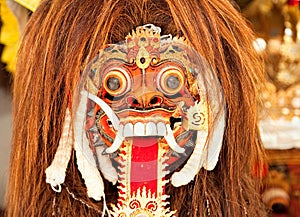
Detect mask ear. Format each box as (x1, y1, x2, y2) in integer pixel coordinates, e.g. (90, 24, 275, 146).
(171, 56, 226, 187)
(73, 90, 118, 200)
(171, 105, 225, 187)
(45, 100, 106, 200)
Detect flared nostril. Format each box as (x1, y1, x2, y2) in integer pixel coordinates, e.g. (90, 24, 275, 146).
(126, 94, 164, 108)
(126, 96, 140, 107)
(149, 96, 163, 107)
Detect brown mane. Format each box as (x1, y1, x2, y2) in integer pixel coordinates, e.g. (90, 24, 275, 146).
(7, 0, 267, 216)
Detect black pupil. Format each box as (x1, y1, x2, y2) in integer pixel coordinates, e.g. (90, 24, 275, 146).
(166, 75, 180, 89)
(107, 77, 120, 91)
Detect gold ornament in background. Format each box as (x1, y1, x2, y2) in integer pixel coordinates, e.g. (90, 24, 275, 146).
(260, 82, 300, 120)
(243, 1, 300, 152)
(244, 0, 300, 121)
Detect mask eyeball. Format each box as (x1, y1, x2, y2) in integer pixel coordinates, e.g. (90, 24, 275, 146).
(103, 70, 130, 96)
(159, 69, 184, 95)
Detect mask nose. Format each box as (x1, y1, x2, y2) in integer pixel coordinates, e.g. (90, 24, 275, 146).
(126, 91, 164, 108)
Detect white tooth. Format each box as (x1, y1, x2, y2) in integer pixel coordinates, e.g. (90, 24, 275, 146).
(157, 122, 166, 136)
(123, 123, 134, 137)
(134, 122, 145, 136)
(86, 91, 120, 131)
(146, 122, 157, 136)
(164, 124, 185, 153)
(105, 125, 124, 153)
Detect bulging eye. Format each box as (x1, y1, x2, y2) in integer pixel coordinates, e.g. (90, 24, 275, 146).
(166, 75, 180, 89)
(103, 70, 130, 96)
(107, 77, 120, 91)
(159, 69, 184, 95)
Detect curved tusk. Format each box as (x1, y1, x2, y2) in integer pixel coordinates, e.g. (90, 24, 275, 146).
(85, 91, 120, 131)
(45, 108, 73, 191)
(164, 124, 185, 153)
(105, 124, 124, 154)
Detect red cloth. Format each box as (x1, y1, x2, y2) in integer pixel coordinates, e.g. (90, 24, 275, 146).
(287, 0, 299, 6)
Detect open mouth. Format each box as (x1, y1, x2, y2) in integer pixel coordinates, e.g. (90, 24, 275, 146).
(93, 104, 188, 155)
(83, 91, 199, 167)
(80, 89, 224, 190)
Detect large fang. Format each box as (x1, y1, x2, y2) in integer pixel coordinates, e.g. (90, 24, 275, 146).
(164, 124, 185, 153)
(85, 91, 120, 131)
(105, 124, 124, 154)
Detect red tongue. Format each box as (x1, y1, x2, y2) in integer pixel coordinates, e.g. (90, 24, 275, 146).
(130, 137, 158, 194)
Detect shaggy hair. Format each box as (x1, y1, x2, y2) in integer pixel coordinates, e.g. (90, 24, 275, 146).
(7, 0, 268, 216)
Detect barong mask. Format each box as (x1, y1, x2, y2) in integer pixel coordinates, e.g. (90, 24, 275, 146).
(46, 25, 225, 216)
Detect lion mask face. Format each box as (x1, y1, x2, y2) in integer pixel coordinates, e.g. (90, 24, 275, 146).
(47, 24, 225, 216)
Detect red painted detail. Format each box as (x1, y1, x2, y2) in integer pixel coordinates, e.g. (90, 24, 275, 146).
(130, 137, 158, 194)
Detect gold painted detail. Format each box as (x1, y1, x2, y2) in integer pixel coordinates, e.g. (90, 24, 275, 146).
(110, 187, 176, 217)
(126, 26, 161, 49)
(183, 98, 209, 131)
(125, 26, 161, 69)
(110, 140, 176, 217)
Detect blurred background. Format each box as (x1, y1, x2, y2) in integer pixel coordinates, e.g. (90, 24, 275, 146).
(0, 0, 300, 216)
